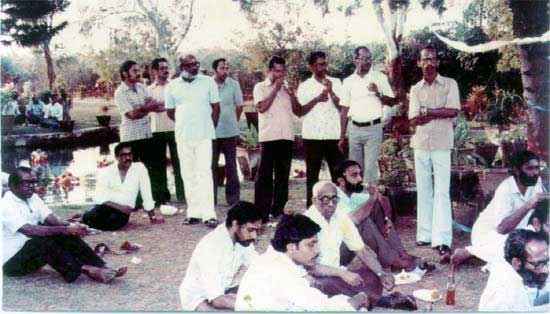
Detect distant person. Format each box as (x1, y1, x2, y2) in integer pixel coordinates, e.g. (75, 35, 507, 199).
(253, 55, 301, 223)
(81, 143, 164, 231)
(211, 58, 244, 207)
(1, 167, 126, 283)
(41, 93, 63, 129)
(297, 51, 344, 207)
(26, 96, 45, 125)
(478, 229, 548, 311)
(1, 92, 21, 122)
(235, 214, 371, 311)
(146, 57, 185, 205)
(179, 201, 262, 311)
(59, 89, 72, 121)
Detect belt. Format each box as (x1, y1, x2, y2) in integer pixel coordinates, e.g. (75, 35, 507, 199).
(352, 118, 381, 127)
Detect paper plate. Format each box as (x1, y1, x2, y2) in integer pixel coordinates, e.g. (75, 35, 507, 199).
(413, 289, 442, 302)
(394, 270, 421, 285)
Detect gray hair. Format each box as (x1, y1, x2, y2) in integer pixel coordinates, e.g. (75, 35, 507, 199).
(312, 180, 337, 198)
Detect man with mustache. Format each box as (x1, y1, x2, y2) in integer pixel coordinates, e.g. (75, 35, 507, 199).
(236, 214, 371, 311)
(409, 45, 460, 258)
(166, 54, 221, 227)
(179, 201, 262, 311)
(479, 229, 548, 311)
(452, 150, 550, 268)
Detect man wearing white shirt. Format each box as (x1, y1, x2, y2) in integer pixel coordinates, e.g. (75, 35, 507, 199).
(452, 150, 550, 267)
(146, 57, 185, 205)
(41, 94, 63, 129)
(81, 143, 164, 231)
(166, 54, 220, 227)
(179, 201, 262, 311)
(303, 181, 417, 311)
(297, 51, 344, 207)
(236, 214, 370, 311)
(479, 229, 548, 311)
(2, 167, 126, 283)
(340, 46, 398, 183)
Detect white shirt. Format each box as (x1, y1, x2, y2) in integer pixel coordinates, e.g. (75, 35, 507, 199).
(2, 100, 20, 116)
(179, 224, 258, 310)
(48, 102, 63, 121)
(1, 191, 52, 264)
(479, 261, 548, 311)
(235, 246, 355, 311)
(342, 71, 395, 122)
(165, 74, 220, 141)
(303, 205, 364, 268)
(146, 81, 175, 133)
(93, 162, 155, 212)
(297, 76, 343, 140)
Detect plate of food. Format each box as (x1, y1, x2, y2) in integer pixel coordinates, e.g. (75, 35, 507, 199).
(413, 289, 442, 302)
(394, 270, 421, 285)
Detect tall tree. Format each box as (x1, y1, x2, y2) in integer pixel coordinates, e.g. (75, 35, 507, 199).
(1, 0, 70, 91)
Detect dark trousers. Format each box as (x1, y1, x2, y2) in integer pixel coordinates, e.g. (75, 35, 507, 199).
(125, 138, 154, 209)
(212, 136, 240, 206)
(3, 235, 105, 283)
(313, 266, 383, 305)
(304, 139, 344, 207)
(151, 131, 185, 204)
(40, 118, 60, 129)
(254, 140, 293, 222)
(82, 204, 130, 231)
(14, 114, 26, 125)
(27, 114, 41, 125)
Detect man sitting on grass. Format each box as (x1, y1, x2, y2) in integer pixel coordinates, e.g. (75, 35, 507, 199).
(81, 142, 164, 231)
(179, 201, 262, 311)
(2, 167, 126, 284)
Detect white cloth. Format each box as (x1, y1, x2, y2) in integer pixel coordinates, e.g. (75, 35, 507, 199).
(146, 81, 175, 133)
(43, 103, 51, 119)
(48, 102, 63, 121)
(179, 224, 258, 310)
(93, 162, 155, 211)
(297, 76, 343, 140)
(303, 205, 364, 268)
(341, 71, 395, 122)
(235, 246, 355, 311)
(176, 139, 216, 220)
(467, 176, 544, 263)
(479, 261, 548, 311)
(1, 191, 52, 264)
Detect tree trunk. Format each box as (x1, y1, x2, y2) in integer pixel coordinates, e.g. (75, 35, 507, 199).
(42, 40, 55, 91)
(509, 0, 549, 163)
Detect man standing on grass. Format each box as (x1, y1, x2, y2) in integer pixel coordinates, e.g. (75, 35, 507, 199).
(211, 58, 244, 207)
(166, 54, 220, 227)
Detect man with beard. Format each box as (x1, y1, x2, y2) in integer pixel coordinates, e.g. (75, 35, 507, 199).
(179, 201, 262, 311)
(479, 229, 549, 311)
(333, 160, 432, 273)
(81, 143, 164, 230)
(211, 58, 244, 207)
(408, 45, 460, 258)
(166, 54, 220, 227)
(297, 51, 344, 207)
(452, 150, 550, 268)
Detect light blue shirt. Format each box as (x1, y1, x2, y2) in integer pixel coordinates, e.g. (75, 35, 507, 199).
(165, 74, 220, 141)
(215, 77, 244, 138)
(336, 187, 370, 215)
(27, 101, 45, 116)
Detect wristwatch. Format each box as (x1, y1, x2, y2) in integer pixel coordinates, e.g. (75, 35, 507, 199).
(384, 216, 391, 222)
(420, 106, 428, 116)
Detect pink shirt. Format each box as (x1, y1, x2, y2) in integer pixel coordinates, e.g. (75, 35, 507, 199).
(253, 79, 295, 142)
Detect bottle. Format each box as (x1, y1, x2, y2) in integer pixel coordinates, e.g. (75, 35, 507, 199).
(446, 266, 456, 305)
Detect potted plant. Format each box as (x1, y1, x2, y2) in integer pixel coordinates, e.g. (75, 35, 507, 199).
(451, 114, 481, 202)
(243, 102, 258, 131)
(237, 125, 260, 180)
(96, 104, 111, 127)
(463, 85, 489, 125)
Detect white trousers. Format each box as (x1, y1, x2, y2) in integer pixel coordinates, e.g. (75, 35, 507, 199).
(176, 139, 216, 220)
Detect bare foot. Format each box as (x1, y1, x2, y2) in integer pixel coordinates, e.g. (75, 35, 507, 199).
(82, 265, 117, 283)
(450, 248, 473, 269)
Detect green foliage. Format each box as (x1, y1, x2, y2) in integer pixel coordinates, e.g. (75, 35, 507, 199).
(453, 114, 470, 150)
(498, 124, 527, 143)
(240, 125, 259, 149)
(486, 89, 524, 128)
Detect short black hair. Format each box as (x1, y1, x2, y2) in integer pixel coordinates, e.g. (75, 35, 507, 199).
(119, 60, 137, 80)
(114, 142, 132, 157)
(212, 58, 227, 71)
(419, 45, 438, 60)
(11, 92, 18, 100)
(353, 46, 369, 59)
(308, 51, 326, 66)
(509, 150, 539, 173)
(151, 57, 168, 70)
(268, 55, 286, 70)
(504, 229, 547, 264)
(8, 167, 33, 188)
(271, 214, 320, 252)
(529, 200, 549, 227)
(333, 160, 361, 183)
(225, 201, 263, 227)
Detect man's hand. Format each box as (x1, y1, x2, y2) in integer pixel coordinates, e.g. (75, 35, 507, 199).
(340, 270, 364, 287)
(382, 219, 393, 239)
(304, 275, 318, 287)
(380, 273, 395, 291)
(412, 115, 433, 126)
(283, 83, 296, 98)
(316, 91, 329, 103)
(274, 77, 285, 91)
(338, 138, 346, 153)
(366, 182, 380, 201)
(322, 79, 333, 93)
(527, 193, 550, 209)
(368, 83, 379, 94)
(348, 291, 370, 311)
(66, 223, 88, 236)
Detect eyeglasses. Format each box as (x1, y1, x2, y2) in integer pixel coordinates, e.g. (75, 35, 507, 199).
(421, 57, 437, 63)
(355, 56, 372, 63)
(181, 61, 200, 67)
(317, 195, 339, 205)
(526, 259, 549, 271)
(20, 179, 38, 187)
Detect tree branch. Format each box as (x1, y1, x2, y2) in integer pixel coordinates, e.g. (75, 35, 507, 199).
(174, 0, 195, 51)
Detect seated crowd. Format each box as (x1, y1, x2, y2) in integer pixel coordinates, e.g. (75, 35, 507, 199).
(1, 91, 71, 129)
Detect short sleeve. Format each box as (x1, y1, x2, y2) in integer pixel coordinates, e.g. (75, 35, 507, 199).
(252, 83, 265, 105)
(233, 81, 244, 107)
(209, 78, 221, 104)
(32, 195, 52, 223)
(378, 73, 395, 97)
(340, 78, 351, 108)
(408, 85, 420, 119)
(115, 88, 133, 115)
(1, 203, 28, 234)
(296, 82, 311, 106)
(341, 215, 365, 251)
(491, 182, 515, 222)
(331, 78, 344, 99)
(165, 84, 176, 110)
(446, 79, 461, 110)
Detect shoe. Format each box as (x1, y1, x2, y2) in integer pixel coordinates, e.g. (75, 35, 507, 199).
(204, 218, 218, 228)
(434, 245, 452, 256)
(418, 261, 436, 273)
(182, 217, 201, 225)
(389, 292, 417, 311)
(415, 241, 431, 246)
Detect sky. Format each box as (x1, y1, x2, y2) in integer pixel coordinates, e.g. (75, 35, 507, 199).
(1, 0, 471, 57)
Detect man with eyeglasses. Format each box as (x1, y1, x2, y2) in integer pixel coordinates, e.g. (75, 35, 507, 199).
(340, 46, 398, 184)
(166, 54, 221, 227)
(302, 180, 417, 311)
(408, 45, 460, 258)
(479, 229, 548, 311)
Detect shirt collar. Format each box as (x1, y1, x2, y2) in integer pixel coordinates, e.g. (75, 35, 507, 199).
(420, 74, 443, 87)
(5, 191, 30, 205)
